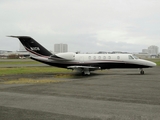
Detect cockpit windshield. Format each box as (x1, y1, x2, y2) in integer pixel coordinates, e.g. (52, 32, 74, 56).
(128, 55, 134, 59)
(128, 55, 139, 60)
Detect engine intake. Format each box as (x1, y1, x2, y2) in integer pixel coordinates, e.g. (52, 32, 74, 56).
(49, 52, 75, 61)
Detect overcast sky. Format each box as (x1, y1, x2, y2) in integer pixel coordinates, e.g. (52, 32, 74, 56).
(0, 0, 160, 53)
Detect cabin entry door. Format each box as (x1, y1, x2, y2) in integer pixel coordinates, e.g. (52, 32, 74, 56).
(79, 56, 84, 63)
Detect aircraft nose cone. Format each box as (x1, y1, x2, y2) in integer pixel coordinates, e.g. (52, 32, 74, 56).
(139, 59, 157, 67)
(147, 61, 156, 67)
(151, 62, 157, 67)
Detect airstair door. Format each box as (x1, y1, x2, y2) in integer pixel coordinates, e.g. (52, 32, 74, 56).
(79, 56, 84, 63)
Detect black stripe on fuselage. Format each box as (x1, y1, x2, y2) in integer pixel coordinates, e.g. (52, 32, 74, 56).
(31, 57, 150, 69)
(25, 47, 49, 58)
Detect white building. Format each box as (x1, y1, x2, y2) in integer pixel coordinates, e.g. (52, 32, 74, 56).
(148, 45, 159, 56)
(54, 44, 68, 53)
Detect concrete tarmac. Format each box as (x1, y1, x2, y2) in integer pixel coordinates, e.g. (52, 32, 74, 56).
(0, 67, 160, 120)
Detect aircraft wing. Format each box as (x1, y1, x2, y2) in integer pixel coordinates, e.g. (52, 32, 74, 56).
(67, 66, 101, 71)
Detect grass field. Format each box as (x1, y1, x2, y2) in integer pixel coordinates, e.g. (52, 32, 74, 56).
(0, 59, 71, 76)
(0, 67, 70, 76)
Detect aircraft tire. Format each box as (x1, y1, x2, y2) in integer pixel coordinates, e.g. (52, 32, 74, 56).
(140, 70, 144, 75)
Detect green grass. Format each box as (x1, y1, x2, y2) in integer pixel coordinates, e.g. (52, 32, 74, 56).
(2, 78, 66, 84)
(0, 67, 70, 76)
(0, 59, 70, 76)
(0, 60, 41, 65)
(155, 61, 160, 66)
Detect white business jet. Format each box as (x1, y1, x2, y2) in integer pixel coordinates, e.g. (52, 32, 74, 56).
(9, 36, 156, 75)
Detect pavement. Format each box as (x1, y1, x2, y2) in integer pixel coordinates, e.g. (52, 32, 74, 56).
(0, 67, 160, 120)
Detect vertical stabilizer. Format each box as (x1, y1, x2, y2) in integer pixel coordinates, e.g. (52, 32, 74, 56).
(9, 36, 52, 57)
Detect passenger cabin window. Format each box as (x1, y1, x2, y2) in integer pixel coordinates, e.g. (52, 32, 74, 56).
(117, 56, 120, 59)
(129, 55, 134, 60)
(108, 56, 111, 59)
(98, 56, 101, 59)
(93, 56, 96, 60)
(103, 56, 106, 60)
(88, 56, 91, 60)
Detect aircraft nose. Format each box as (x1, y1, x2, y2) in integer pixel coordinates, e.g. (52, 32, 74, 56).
(139, 59, 157, 67)
(151, 62, 156, 67)
(148, 61, 156, 67)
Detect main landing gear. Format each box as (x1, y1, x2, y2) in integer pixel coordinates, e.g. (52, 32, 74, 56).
(82, 68, 90, 75)
(140, 68, 144, 75)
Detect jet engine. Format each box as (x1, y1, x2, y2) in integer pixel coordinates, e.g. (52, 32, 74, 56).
(49, 52, 75, 61)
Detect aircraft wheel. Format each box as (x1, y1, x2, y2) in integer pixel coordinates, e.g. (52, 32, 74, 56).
(140, 70, 144, 75)
(81, 71, 85, 75)
(84, 71, 91, 75)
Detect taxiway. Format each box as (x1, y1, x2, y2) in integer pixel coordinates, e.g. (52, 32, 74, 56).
(0, 67, 160, 120)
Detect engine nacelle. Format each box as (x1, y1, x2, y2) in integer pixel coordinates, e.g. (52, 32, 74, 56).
(50, 52, 75, 61)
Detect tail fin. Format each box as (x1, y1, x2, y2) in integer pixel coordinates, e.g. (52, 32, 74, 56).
(9, 36, 52, 57)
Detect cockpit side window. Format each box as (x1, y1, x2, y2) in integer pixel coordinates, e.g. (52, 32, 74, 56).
(133, 55, 139, 59)
(128, 55, 134, 60)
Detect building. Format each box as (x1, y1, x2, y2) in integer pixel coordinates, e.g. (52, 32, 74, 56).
(148, 45, 159, 56)
(134, 53, 150, 59)
(142, 49, 148, 54)
(0, 50, 29, 59)
(141, 45, 159, 58)
(54, 44, 68, 53)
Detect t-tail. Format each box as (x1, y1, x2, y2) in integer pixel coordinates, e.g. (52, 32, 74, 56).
(9, 36, 52, 57)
